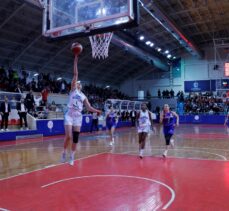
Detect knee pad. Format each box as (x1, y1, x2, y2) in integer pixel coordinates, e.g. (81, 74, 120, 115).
(73, 131, 80, 143)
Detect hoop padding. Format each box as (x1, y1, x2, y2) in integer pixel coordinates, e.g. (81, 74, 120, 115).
(89, 32, 113, 59)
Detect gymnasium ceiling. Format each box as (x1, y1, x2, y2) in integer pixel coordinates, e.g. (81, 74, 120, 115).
(0, 0, 229, 86)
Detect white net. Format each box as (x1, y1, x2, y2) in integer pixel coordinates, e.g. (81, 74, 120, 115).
(89, 32, 113, 59)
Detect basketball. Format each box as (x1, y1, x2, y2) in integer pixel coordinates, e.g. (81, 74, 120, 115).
(71, 43, 83, 55)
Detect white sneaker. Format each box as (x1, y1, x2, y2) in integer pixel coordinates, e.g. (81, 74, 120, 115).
(5, 128, 9, 131)
(109, 142, 113, 146)
(20, 127, 23, 130)
(170, 139, 175, 148)
(0, 129, 4, 132)
(26, 127, 29, 130)
(69, 155, 74, 166)
(163, 150, 168, 158)
(60, 152, 66, 163)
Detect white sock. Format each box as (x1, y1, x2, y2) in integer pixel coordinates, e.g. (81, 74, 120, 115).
(164, 150, 168, 155)
(71, 151, 75, 158)
(63, 149, 67, 154)
(140, 149, 144, 156)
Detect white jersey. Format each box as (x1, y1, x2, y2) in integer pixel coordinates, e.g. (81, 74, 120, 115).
(67, 89, 86, 113)
(138, 110, 151, 127)
(138, 110, 151, 133)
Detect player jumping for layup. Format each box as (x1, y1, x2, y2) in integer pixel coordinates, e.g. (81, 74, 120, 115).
(160, 104, 179, 158)
(61, 43, 101, 166)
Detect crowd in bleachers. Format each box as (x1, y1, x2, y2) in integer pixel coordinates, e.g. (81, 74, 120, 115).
(83, 84, 129, 111)
(0, 66, 69, 94)
(184, 92, 227, 114)
(0, 66, 130, 117)
(157, 89, 184, 101)
(1, 67, 228, 119)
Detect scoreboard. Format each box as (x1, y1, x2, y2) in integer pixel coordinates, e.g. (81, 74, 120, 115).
(225, 63, 229, 77)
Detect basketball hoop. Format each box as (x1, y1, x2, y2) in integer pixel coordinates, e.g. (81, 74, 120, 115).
(89, 32, 113, 59)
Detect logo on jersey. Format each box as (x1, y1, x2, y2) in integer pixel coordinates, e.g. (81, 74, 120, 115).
(139, 116, 148, 124)
(72, 95, 83, 102)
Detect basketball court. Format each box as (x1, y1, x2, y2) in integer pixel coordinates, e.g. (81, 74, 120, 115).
(0, 0, 229, 210)
(1, 124, 229, 210)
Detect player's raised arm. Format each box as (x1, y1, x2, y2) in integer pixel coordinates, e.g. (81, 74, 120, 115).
(71, 43, 83, 91)
(71, 56, 78, 91)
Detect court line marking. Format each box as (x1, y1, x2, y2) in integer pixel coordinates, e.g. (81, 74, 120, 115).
(147, 147, 227, 161)
(41, 174, 175, 210)
(2, 145, 229, 152)
(112, 148, 227, 161)
(0, 208, 10, 211)
(0, 152, 107, 181)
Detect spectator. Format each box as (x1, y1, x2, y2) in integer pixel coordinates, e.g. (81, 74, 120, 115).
(11, 96, 17, 109)
(90, 112, 99, 132)
(34, 94, 42, 108)
(15, 84, 23, 93)
(17, 98, 29, 130)
(25, 89, 35, 113)
(130, 109, 137, 126)
(49, 101, 57, 111)
(0, 96, 11, 131)
(31, 78, 37, 91)
(170, 89, 174, 98)
(60, 80, 66, 94)
(125, 110, 130, 121)
(41, 87, 49, 105)
(158, 89, 161, 98)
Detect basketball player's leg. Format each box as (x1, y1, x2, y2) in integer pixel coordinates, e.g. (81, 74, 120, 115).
(138, 132, 142, 150)
(163, 134, 173, 157)
(139, 132, 147, 159)
(61, 124, 73, 162)
(111, 126, 115, 143)
(107, 123, 114, 146)
(68, 116, 82, 166)
(141, 132, 147, 149)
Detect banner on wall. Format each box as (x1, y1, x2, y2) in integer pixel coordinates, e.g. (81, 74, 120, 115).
(184, 80, 216, 92)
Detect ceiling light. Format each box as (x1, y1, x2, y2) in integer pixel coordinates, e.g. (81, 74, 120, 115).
(57, 77, 62, 81)
(33, 73, 39, 77)
(150, 43, 154, 47)
(173, 56, 176, 59)
(167, 54, 172, 58)
(165, 50, 169, 54)
(139, 36, 144, 40)
(157, 48, 162, 52)
(146, 41, 151, 45)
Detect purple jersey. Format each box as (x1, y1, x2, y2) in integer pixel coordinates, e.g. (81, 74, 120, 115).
(163, 112, 175, 135)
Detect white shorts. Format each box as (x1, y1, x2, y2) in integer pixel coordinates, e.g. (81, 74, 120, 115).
(138, 125, 151, 133)
(64, 109, 82, 127)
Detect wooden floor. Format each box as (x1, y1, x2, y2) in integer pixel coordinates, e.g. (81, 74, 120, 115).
(0, 124, 229, 210)
(1, 124, 229, 179)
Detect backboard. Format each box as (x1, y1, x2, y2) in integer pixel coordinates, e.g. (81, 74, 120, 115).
(42, 0, 139, 39)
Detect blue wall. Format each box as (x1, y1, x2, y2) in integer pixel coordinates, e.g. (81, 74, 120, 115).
(179, 115, 225, 124)
(0, 115, 132, 141)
